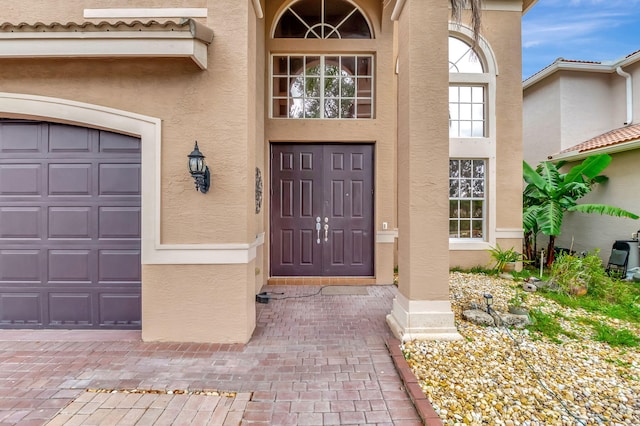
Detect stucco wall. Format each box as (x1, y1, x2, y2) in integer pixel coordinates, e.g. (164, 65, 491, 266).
(559, 72, 614, 150)
(142, 263, 255, 342)
(523, 75, 561, 165)
(524, 56, 640, 269)
(1, 1, 255, 245)
(552, 151, 640, 262)
(0, 0, 261, 342)
(396, 0, 450, 300)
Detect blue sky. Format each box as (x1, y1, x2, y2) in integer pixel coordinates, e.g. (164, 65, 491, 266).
(522, 0, 640, 80)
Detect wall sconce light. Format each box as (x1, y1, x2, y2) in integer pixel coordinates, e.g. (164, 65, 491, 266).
(187, 141, 210, 193)
(483, 293, 493, 313)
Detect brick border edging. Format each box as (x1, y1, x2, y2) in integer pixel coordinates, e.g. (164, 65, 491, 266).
(385, 338, 444, 426)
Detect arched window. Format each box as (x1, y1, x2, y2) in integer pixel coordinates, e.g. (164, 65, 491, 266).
(274, 0, 372, 39)
(448, 31, 496, 243)
(448, 36, 486, 138)
(449, 37, 483, 73)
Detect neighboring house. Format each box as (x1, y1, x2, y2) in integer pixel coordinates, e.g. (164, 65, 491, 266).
(523, 51, 640, 261)
(0, 0, 531, 343)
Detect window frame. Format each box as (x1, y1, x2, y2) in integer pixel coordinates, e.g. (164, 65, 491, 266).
(449, 158, 486, 240)
(270, 53, 375, 119)
(271, 0, 374, 40)
(448, 27, 498, 249)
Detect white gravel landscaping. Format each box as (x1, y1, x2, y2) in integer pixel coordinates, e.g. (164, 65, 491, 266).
(402, 272, 640, 425)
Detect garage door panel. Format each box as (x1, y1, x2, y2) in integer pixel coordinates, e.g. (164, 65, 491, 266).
(0, 293, 42, 325)
(99, 250, 141, 282)
(0, 207, 41, 239)
(48, 250, 91, 282)
(0, 122, 43, 153)
(0, 164, 41, 195)
(99, 207, 140, 239)
(99, 164, 140, 195)
(100, 133, 141, 153)
(0, 250, 41, 281)
(48, 207, 92, 239)
(48, 293, 92, 326)
(99, 293, 141, 326)
(0, 120, 140, 329)
(49, 125, 92, 153)
(49, 164, 92, 196)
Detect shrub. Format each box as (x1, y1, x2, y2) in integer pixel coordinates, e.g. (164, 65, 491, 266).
(550, 250, 610, 296)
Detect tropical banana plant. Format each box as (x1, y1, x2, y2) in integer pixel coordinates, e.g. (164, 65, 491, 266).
(523, 154, 639, 267)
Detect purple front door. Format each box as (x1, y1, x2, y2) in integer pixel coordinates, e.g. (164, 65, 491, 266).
(0, 119, 141, 329)
(270, 144, 374, 276)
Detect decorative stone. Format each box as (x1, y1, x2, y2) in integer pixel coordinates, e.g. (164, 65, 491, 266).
(462, 309, 495, 326)
(400, 271, 640, 425)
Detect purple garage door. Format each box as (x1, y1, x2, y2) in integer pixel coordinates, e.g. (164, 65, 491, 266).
(0, 120, 141, 329)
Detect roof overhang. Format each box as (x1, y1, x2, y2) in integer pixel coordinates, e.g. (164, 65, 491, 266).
(549, 139, 640, 162)
(392, 0, 537, 21)
(0, 19, 214, 69)
(524, 50, 640, 90)
(523, 0, 539, 14)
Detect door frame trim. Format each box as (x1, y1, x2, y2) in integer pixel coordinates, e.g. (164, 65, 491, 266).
(268, 142, 375, 278)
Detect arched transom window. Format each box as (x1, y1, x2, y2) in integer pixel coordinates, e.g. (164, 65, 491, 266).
(449, 37, 483, 73)
(274, 0, 372, 39)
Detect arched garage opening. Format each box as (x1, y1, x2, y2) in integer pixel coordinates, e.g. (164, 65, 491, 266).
(0, 93, 161, 329)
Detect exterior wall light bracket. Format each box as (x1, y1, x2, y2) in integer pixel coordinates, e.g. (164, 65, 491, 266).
(188, 141, 210, 193)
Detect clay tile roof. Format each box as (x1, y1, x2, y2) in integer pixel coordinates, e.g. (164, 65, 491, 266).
(524, 57, 604, 83)
(626, 48, 640, 59)
(559, 123, 640, 154)
(0, 19, 214, 44)
(0, 20, 187, 32)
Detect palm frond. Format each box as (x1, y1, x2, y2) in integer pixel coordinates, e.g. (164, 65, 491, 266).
(564, 154, 612, 183)
(523, 160, 551, 192)
(523, 205, 540, 233)
(568, 204, 640, 220)
(450, 0, 482, 43)
(538, 161, 560, 185)
(536, 199, 563, 236)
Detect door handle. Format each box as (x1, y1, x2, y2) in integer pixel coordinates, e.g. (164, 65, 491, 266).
(316, 217, 321, 244)
(323, 217, 329, 242)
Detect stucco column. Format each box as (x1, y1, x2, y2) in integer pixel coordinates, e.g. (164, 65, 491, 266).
(386, 0, 461, 341)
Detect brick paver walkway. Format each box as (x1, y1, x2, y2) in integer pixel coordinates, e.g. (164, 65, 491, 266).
(0, 285, 423, 425)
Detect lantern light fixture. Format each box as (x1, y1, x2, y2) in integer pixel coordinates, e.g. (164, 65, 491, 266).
(483, 293, 493, 313)
(187, 141, 210, 193)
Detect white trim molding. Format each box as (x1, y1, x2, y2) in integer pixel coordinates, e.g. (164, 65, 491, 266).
(391, 0, 406, 21)
(251, 0, 264, 19)
(495, 228, 525, 239)
(84, 8, 208, 19)
(0, 93, 264, 266)
(386, 292, 462, 342)
(376, 230, 398, 243)
(0, 20, 214, 70)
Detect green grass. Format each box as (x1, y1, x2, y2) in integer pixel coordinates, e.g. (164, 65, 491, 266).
(526, 309, 579, 343)
(449, 265, 640, 348)
(592, 323, 639, 347)
(576, 316, 640, 348)
(539, 287, 640, 324)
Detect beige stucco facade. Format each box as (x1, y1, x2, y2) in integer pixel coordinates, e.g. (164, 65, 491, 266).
(0, 0, 526, 343)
